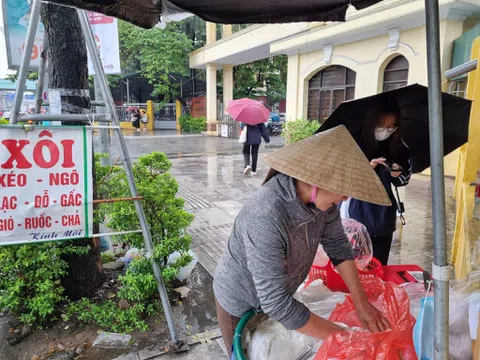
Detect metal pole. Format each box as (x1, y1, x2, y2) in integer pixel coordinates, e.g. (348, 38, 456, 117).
(94, 77, 111, 166)
(424, 1, 449, 359)
(35, 36, 47, 114)
(10, 0, 42, 124)
(445, 59, 478, 80)
(77, 9, 180, 344)
(126, 78, 130, 104)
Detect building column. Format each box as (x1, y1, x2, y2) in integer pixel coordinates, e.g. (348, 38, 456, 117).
(223, 65, 234, 107)
(222, 25, 233, 38)
(206, 63, 218, 135)
(286, 54, 300, 121)
(206, 22, 216, 45)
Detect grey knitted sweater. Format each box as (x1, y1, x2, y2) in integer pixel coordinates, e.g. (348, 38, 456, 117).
(213, 174, 354, 330)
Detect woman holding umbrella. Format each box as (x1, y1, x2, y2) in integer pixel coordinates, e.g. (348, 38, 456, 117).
(342, 101, 413, 265)
(227, 99, 271, 176)
(240, 122, 270, 176)
(214, 126, 391, 357)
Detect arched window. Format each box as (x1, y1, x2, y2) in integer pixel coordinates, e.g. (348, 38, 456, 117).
(307, 66, 356, 120)
(383, 56, 409, 92)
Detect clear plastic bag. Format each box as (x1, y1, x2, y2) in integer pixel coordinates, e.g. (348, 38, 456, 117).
(341, 219, 373, 271)
(313, 245, 329, 267)
(402, 280, 474, 360)
(245, 280, 346, 360)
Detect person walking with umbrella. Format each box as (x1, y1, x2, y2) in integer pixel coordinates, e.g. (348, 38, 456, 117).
(227, 99, 270, 176)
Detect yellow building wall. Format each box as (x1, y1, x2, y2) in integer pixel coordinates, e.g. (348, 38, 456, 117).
(285, 19, 465, 176)
(452, 38, 480, 279)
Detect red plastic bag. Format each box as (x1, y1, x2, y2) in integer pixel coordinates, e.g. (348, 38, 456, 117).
(315, 278, 417, 360)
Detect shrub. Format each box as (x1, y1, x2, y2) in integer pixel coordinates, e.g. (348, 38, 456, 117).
(65, 298, 152, 333)
(95, 152, 194, 285)
(281, 119, 321, 144)
(179, 115, 207, 133)
(0, 118, 9, 125)
(0, 243, 88, 327)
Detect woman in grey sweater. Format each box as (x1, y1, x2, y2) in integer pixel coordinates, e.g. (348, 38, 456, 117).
(213, 126, 392, 356)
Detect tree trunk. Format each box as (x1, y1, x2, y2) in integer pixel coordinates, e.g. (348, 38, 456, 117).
(41, 4, 103, 301)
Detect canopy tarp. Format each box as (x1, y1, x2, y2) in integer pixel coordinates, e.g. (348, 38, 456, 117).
(48, 0, 383, 28)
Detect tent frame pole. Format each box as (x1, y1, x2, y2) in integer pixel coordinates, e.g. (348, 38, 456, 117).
(9, 0, 42, 124)
(424, 1, 449, 359)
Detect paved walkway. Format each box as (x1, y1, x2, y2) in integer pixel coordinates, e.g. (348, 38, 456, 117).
(98, 132, 456, 276)
(170, 153, 455, 276)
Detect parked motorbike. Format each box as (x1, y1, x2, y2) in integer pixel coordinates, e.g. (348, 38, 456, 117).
(266, 121, 283, 135)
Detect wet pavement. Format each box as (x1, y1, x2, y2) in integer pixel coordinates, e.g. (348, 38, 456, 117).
(98, 131, 456, 359)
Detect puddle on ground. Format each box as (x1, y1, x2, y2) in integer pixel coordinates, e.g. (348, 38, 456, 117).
(177, 262, 218, 336)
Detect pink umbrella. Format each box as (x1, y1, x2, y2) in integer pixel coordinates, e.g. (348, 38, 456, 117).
(126, 106, 138, 111)
(226, 98, 270, 125)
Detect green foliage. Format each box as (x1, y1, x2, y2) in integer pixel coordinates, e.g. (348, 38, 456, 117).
(0, 118, 9, 125)
(96, 152, 194, 283)
(282, 119, 321, 144)
(230, 56, 288, 105)
(118, 21, 193, 99)
(65, 298, 151, 333)
(65, 257, 161, 333)
(100, 252, 116, 264)
(178, 115, 206, 133)
(6, 71, 39, 82)
(0, 243, 88, 327)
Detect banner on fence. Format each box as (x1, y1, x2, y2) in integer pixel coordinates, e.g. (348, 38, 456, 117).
(0, 127, 93, 246)
(2, 1, 121, 74)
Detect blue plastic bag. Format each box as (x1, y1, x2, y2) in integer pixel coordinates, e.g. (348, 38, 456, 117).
(413, 296, 434, 360)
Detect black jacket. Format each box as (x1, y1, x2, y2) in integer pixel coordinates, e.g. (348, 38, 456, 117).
(347, 136, 412, 237)
(241, 123, 270, 145)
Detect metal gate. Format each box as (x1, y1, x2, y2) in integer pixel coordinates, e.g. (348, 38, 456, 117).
(218, 113, 240, 138)
(154, 103, 177, 130)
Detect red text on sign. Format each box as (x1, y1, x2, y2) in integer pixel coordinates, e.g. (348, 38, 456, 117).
(61, 192, 82, 207)
(0, 218, 14, 231)
(62, 214, 81, 226)
(0, 196, 17, 210)
(25, 215, 53, 230)
(1, 131, 76, 170)
(0, 173, 27, 187)
(49, 171, 80, 186)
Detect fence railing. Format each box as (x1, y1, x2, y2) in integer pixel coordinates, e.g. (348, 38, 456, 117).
(109, 103, 147, 122)
(154, 103, 176, 122)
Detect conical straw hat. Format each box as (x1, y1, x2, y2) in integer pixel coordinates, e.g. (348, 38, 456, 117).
(264, 125, 391, 206)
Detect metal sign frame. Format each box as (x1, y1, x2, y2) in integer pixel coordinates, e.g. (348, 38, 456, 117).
(7, 0, 182, 347)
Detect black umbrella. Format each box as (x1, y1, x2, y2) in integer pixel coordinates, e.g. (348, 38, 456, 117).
(317, 84, 471, 173)
(47, 0, 383, 28)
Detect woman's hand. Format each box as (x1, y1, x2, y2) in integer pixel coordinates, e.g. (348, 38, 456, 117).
(370, 157, 386, 169)
(335, 260, 390, 333)
(355, 300, 390, 333)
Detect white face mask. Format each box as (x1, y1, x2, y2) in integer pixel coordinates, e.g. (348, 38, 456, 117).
(375, 127, 397, 141)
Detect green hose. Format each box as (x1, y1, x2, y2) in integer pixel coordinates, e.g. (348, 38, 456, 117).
(233, 309, 257, 360)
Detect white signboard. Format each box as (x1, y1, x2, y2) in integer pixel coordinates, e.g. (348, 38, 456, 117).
(2, 1, 121, 74)
(221, 124, 229, 138)
(86, 12, 121, 75)
(0, 127, 93, 245)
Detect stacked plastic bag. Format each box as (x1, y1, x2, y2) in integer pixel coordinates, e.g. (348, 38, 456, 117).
(403, 271, 480, 360)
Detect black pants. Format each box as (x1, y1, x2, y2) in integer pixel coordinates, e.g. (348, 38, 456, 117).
(243, 144, 260, 172)
(371, 234, 393, 265)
